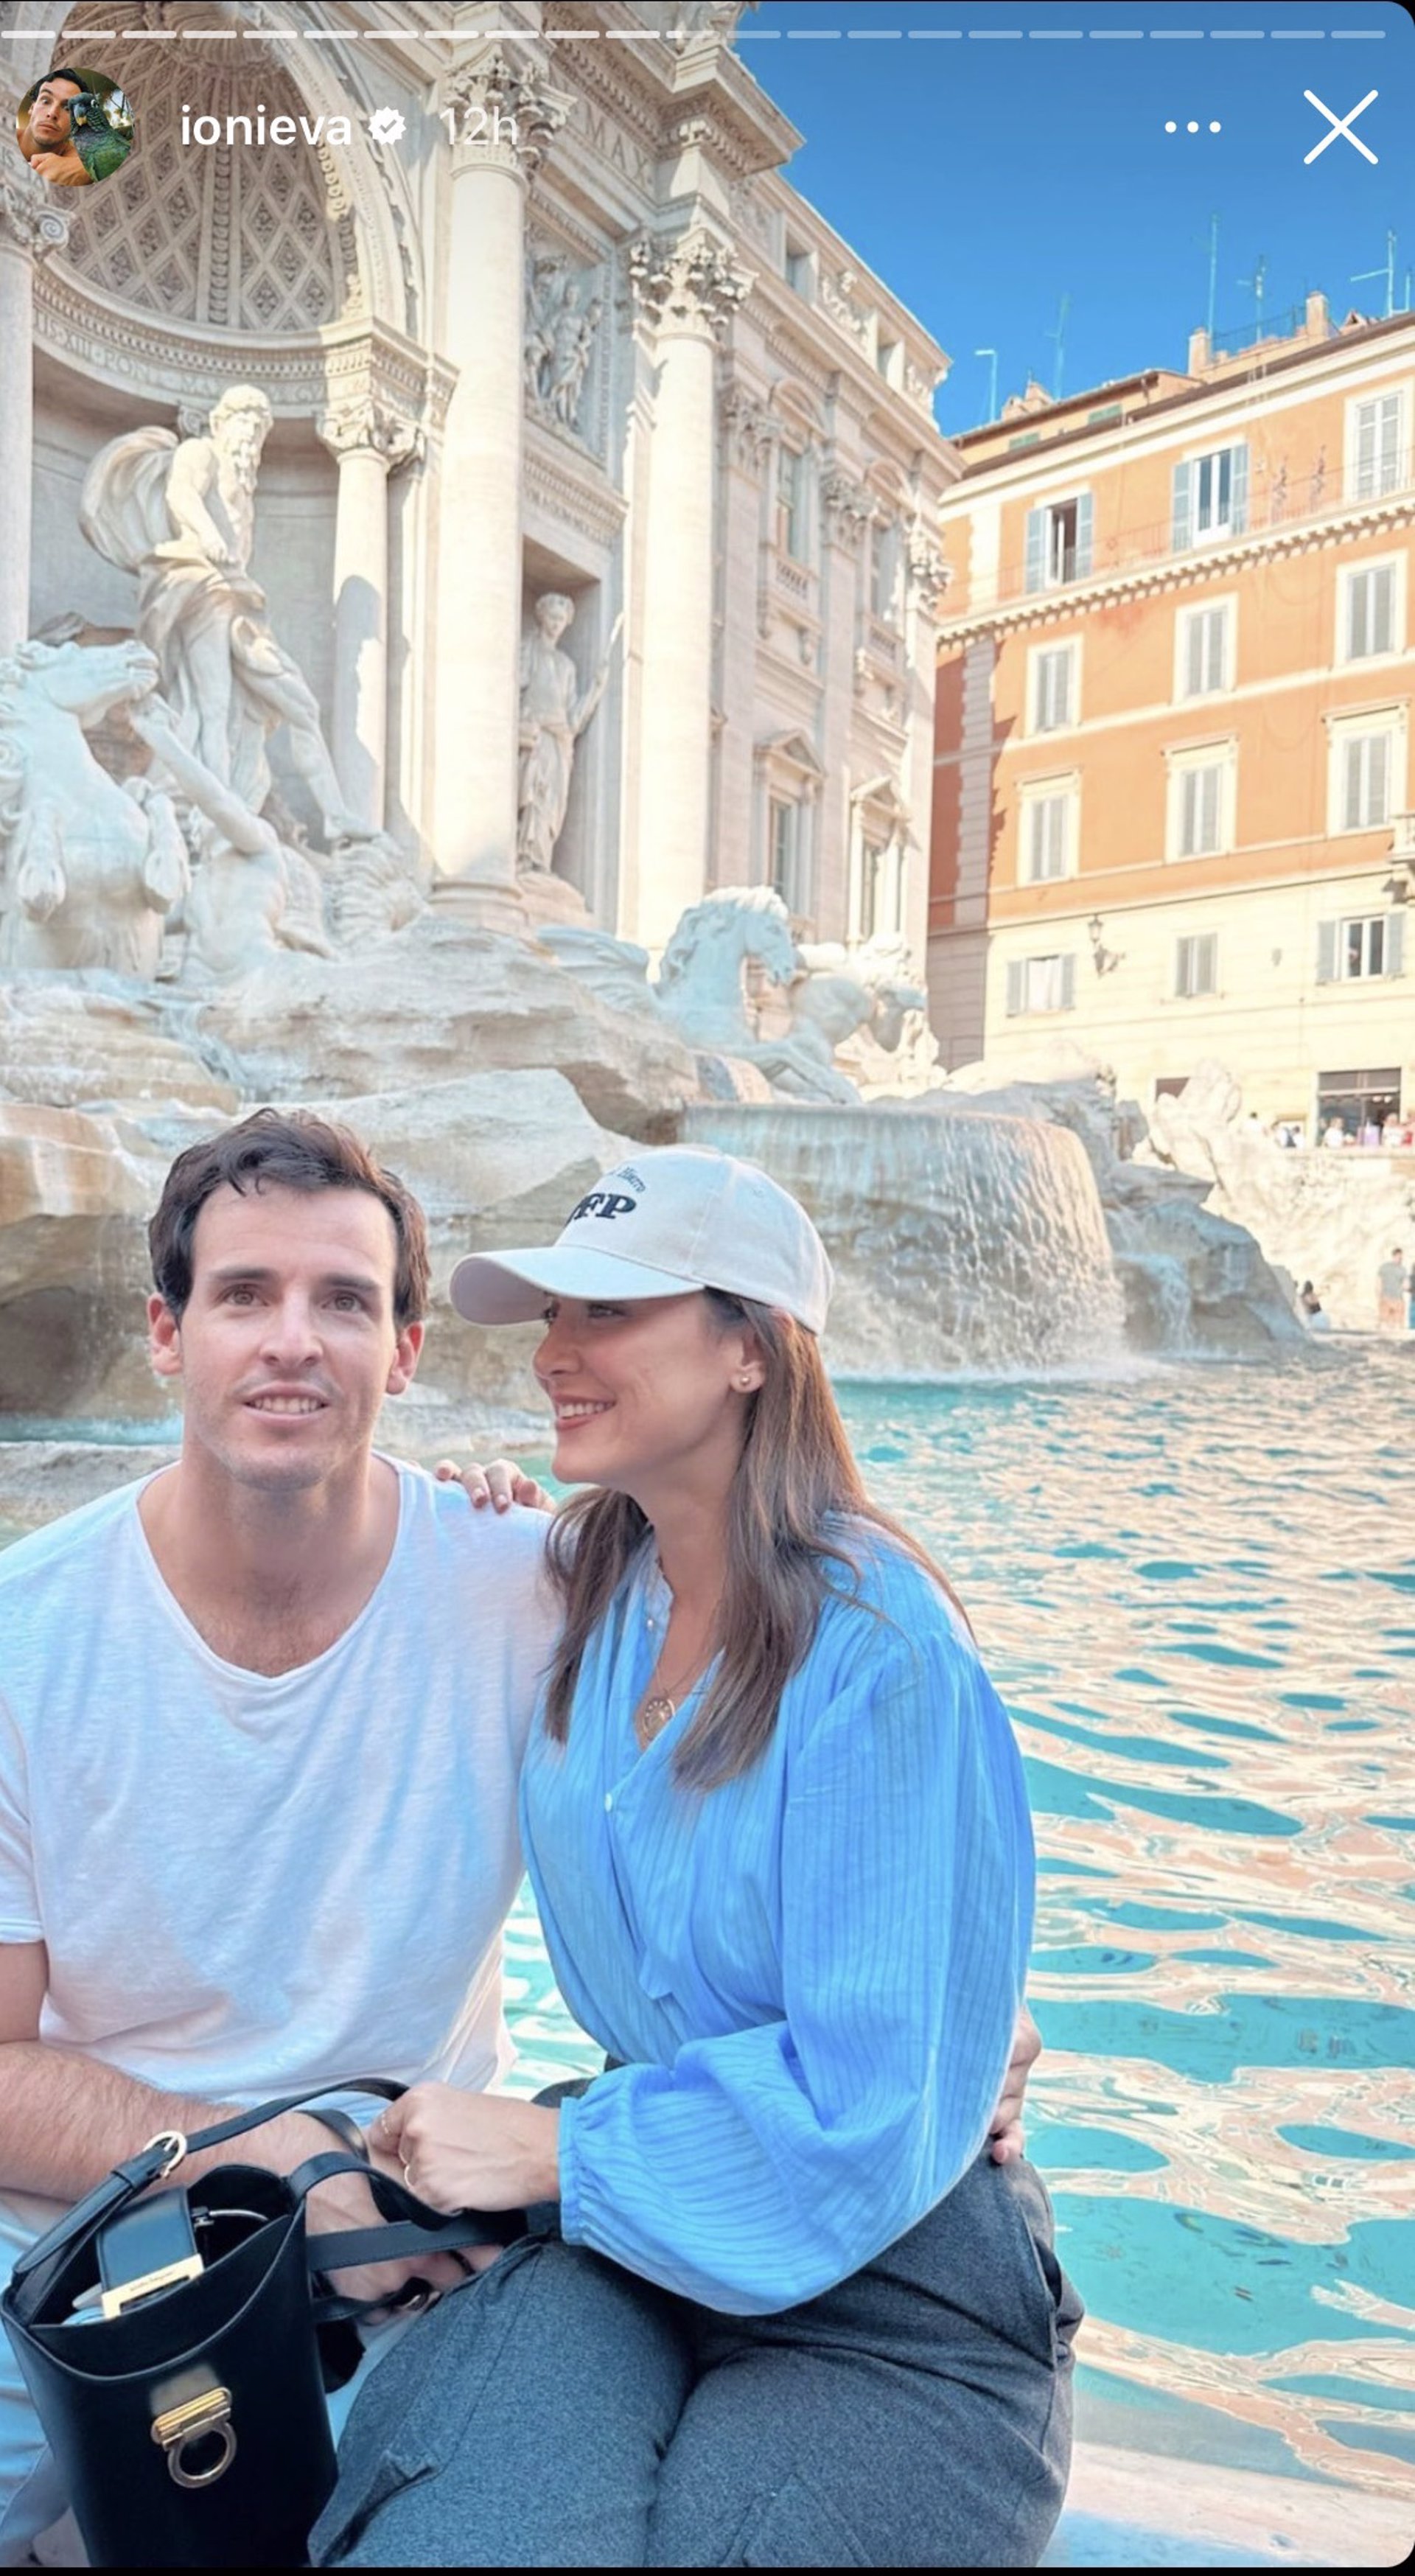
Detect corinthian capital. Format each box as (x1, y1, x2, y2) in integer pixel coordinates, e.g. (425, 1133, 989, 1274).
(0, 161, 69, 259)
(439, 49, 570, 178)
(629, 228, 752, 343)
(318, 398, 422, 470)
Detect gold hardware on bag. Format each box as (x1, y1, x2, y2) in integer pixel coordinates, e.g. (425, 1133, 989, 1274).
(99, 2255, 203, 2320)
(150, 2387, 237, 2489)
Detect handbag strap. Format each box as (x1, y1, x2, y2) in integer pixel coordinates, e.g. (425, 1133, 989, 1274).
(7, 2077, 410, 2316)
(288, 2147, 524, 2297)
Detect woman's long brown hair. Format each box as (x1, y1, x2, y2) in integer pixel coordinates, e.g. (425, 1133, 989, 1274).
(542, 1291, 968, 1791)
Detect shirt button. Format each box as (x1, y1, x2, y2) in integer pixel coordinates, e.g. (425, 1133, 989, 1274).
(604, 1793, 614, 1812)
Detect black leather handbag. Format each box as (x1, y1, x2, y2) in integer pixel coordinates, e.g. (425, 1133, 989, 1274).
(0, 2078, 514, 2569)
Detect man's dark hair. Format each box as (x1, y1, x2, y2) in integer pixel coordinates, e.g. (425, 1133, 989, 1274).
(149, 1109, 430, 1327)
(38, 69, 87, 91)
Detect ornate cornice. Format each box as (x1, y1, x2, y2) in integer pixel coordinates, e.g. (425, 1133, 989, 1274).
(32, 257, 447, 433)
(439, 50, 571, 181)
(523, 417, 627, 553)
(628, 226, 752, 342)
(937, 490, 1415, 646)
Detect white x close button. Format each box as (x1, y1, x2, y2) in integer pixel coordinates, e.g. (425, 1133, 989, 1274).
(1303, 89, 1379, 167)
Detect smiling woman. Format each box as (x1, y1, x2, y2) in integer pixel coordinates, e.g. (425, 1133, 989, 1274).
(311, 1145, 1077, 2572)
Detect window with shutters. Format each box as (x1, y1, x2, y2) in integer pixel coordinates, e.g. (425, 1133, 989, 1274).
(1020, 780, 1077, 882)
(769, 799, 805, 917)
(856, 839, 884, 942)
(1174, 933, 1217, 999)
(1348, 389, 1406, 501)
(1005, 953, 1077, 1016)
(1166, 742, 1235, 860)
(1338, 560, 1400, 664)
(1175, 599, 1234, 699)
(1024, 492, 1093, 592)
(1172, 444, 1248, 551)
(1316, 913, 1406, 983)
(777, 446, 809, 564)
(869, 522, 900, 623)
(1029, 641, 1078, 733)
(1329, 711, 1402, 834)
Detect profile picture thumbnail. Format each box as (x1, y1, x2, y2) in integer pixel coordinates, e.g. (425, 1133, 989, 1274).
(16, 67, 133, 190)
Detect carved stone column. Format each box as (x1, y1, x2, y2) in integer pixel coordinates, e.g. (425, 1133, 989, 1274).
(0, 169, 66, 656)
(318, 398, 420, 831)
(431, 49, 568, 921)
(629, 227, 751, 951)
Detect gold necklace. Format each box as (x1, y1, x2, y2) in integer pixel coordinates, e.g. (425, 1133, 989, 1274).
(636, 1653, 706, 1750)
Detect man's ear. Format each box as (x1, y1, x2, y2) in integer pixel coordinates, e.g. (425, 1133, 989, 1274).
(148, 1293, 183, 1381)
(385, 1320, 424, 1399)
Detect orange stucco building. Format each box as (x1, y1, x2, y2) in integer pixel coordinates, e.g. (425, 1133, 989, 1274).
(929, 296, 1414, 1137)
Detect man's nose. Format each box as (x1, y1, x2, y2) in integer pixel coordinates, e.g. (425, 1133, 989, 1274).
(259, 1295, 323, 1362)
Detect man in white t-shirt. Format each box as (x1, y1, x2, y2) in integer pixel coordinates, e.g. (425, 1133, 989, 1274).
(0, 1109, 557, 2561)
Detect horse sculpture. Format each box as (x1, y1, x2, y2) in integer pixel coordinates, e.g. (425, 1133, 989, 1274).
(0, 640, 189, 976)
(538, 884, 800, 1056)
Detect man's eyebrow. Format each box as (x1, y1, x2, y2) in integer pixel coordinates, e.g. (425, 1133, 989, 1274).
(203, 1264, 385, 1295)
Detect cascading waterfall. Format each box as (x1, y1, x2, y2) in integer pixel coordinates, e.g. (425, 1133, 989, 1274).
(683, 1102, 1127, 1376)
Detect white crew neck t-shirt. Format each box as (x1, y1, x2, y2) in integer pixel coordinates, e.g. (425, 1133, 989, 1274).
(0, 1461, 556, 2269)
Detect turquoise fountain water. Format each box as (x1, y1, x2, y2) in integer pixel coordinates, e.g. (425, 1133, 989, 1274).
(498, 1344, 1414, 2527)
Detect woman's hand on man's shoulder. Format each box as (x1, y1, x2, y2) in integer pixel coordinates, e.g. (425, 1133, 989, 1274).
(436, 1457, 555, 1516)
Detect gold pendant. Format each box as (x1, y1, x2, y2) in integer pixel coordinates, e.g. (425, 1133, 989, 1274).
(639, 1693, 675, 1742)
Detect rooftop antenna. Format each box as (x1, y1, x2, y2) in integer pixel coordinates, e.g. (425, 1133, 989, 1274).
(1044, 293, 1071, 399)
(1195, 212, 1220, 340)
(1351, 230, 1397, 317)
(1237, 254, 1268, 339)
(974, 347, 999, 421)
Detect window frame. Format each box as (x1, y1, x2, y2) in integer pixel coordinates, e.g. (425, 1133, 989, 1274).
(1027, 637, 1081, 736)
(1174, 931, 1218, 999)
(776, 443, 810, 565)
(1337, 554, 1404, 666)
(1327, 706, 1406, 838)
(1173, 442, 1249, 551)
(1018, 772, 1080, 883)
(1173, 595, 1235, 702)
(1345, 384, 1409, 503)
(1005, 952, 1078, 1017)
(1164, 738, 1237, 862)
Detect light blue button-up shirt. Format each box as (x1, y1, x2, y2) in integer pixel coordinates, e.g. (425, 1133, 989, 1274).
(520, 1530, 1035, 2316)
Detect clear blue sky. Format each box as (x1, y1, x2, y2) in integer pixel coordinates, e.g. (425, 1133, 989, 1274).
(740, 1, 1414, 431)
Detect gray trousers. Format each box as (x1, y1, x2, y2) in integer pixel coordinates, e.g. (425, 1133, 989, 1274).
(310, 2151, 1081, 2570)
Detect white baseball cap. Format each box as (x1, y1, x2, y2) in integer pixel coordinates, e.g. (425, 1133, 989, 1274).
(448, 1146, 833, 1335)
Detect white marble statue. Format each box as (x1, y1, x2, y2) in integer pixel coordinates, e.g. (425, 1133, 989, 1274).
(125, 694, 333, 981)
(540, 884, 801, 1058)
(517, 595, 622, 879)
(0, 639, 189, 977)
(786, 936, 939, 1100)
(78, 388, 361, 842)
